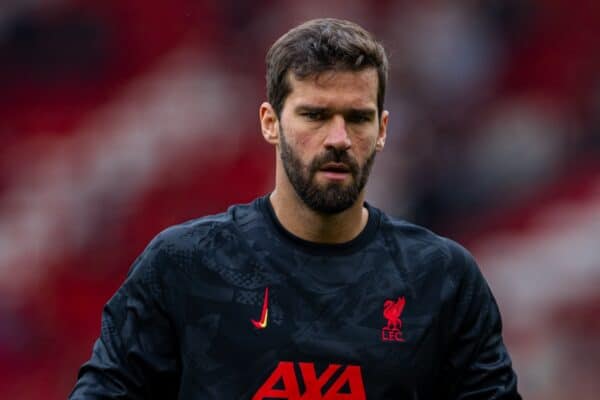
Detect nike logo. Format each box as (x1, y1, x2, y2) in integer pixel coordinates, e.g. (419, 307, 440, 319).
(251, 287, 269, 329)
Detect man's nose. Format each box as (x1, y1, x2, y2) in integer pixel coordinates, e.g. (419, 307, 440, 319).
(323, 115, 351, 150)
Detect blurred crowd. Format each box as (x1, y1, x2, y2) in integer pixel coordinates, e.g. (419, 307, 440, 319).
(0, 0, 599, 398)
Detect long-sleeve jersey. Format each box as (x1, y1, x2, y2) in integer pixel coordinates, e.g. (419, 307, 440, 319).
(70, 195, 521, 399)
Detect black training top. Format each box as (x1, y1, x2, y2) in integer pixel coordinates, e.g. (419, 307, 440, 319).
(70, 195, 521, 399)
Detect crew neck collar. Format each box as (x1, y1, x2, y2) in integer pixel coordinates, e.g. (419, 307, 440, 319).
(257, 194, 380, 256)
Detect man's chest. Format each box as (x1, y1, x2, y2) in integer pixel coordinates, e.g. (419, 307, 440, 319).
(173, 254, 444, 399)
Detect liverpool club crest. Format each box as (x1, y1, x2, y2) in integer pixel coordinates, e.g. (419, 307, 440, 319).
(382, 296, 406, 342)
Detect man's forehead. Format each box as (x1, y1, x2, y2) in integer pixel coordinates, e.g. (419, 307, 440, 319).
(287, 68, 379, 90)
(286, 68, 378, 108)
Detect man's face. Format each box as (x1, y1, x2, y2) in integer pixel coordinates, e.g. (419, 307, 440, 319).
(276, 69, 388, 214)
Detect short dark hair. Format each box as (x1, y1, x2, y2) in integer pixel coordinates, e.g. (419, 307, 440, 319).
(266, 18, 389, 117)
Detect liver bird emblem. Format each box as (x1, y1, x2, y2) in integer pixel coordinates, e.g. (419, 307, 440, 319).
(383, 296, 406, 330)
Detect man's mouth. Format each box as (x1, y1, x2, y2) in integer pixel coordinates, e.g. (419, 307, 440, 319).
(319, 162, 351, 173)
(318, 162, 352, 181)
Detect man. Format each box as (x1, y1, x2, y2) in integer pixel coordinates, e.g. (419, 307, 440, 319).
(71, 18, 521, 399)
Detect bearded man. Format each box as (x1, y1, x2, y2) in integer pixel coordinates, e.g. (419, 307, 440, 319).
(70, 18, 521, 399)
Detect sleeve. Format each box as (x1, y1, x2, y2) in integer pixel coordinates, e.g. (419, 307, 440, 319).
(69, 236, 180, 399)
(441, 242, 521, 400)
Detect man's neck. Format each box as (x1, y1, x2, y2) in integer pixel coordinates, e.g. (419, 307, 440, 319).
(269, 189, 369, 244)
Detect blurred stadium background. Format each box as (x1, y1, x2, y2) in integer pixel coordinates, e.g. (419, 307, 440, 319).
(1, 0, 599, 398)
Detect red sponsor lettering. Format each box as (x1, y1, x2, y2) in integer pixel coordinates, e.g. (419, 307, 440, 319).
(253, 361, 366, 400)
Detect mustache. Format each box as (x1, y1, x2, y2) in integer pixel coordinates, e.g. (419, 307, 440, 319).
(309, 148, 360, 176)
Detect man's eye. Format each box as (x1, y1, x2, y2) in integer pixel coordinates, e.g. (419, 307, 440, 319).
(347, 114, 371, 124)
(303, 111, 324, 121)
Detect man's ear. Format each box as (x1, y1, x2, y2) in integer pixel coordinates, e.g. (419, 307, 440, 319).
(376, 110, 389, 151)
(260, 102, 279, 145)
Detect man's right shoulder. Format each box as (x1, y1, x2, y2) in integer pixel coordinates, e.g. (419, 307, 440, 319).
(124, 200, 265, 301)
(148, 200, 257, 255)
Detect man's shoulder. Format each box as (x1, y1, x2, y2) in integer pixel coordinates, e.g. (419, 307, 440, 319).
(128, 199, 262, 280)
(379, 214, 450, 254)
(150, 199, 259, 253)
(378, 212, 477, 274)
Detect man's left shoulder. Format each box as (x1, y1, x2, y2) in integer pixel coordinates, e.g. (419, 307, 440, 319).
(379, 213, 479, 277)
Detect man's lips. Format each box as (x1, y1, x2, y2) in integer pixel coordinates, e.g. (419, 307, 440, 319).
(319, 162, 351, 173)
(318, 162, 352, 181)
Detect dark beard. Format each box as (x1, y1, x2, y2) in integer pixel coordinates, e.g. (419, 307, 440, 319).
(279, 126, 376, 214)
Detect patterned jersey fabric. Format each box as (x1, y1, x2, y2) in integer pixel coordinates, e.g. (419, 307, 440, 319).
(70, 195, 521, 399)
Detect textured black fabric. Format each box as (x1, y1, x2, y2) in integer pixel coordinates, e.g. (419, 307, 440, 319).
(70, 195, 521, 399)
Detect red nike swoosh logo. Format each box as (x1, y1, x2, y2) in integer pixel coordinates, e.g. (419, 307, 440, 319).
(251, 287, 269, 329)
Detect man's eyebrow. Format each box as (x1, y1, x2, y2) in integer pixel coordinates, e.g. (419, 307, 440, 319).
(294, 105, 376, 115)
(294, 105, 328, 113)
(343, 108, 377, 121)
(346, 108, 376, 116)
